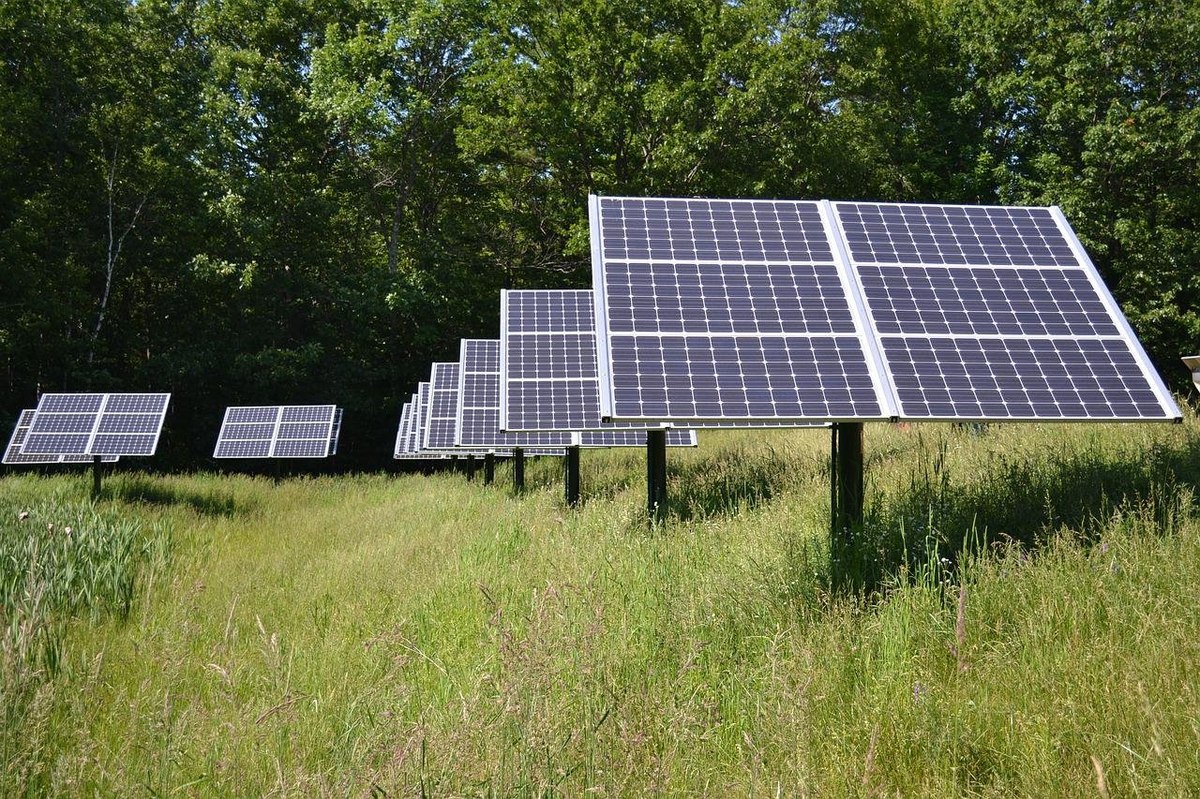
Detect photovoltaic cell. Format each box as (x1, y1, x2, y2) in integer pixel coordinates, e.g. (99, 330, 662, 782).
(213, 405, 339, 458)
(20, 393, 170, 458)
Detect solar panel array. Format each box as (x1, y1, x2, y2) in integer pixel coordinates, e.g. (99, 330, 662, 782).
(459, 338, 692, 450)
(213, 405, 341, 458)
(17, 393, 171, 458)
(591, 196, 1180, 424)
(499, 289, 715, 437)
(4, 410, 120, 465)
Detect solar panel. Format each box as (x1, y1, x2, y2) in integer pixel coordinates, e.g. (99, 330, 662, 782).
(591, 196, 1180, 424)
(394, 402, 413, 457)
(19, 393, 171, 457)
(213, 405, 340, 458)
(458, 339, 577, 451)
(4, 410, 120, 465)
(394, 393, 450, 459)
(501, 290, 614, 431)
(590, 198, 892, 425)
(831, 201, 1179, 421)
(424, 363, 463, 452)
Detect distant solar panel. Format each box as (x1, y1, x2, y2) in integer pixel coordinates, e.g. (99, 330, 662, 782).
(4, 410, 119, 465)
(590, 195, 1180, 424)
(459, 339, 578, 451)
(831, 202, 1179, 421)
(19, 393, 171, 457)
(213, 405, 340, 458)
(424, 363, 462, 452)
(394, 402, 413, 457)
(501, 290, 614, 431)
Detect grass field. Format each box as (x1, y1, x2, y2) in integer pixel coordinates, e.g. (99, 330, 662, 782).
(3, 417, 1200, 796)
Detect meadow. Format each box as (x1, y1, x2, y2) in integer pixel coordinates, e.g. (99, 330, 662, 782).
(2, 416, 1199, 797)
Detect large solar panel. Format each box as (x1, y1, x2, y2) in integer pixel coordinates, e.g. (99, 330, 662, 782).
(19, 393, 171, 457)
(4, 410, 119, 465)
(831, 202, 1179, 420)
(213, 405, 340, 458)
(591, 196, 1180, 424)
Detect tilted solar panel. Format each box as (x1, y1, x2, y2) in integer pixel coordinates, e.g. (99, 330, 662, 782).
(831, 202, 1179, 421)
(424, 363, 462, 452)
(590, 197, 893, 424)
(213, 405, 339, 458)
(591, 195, 1180, 424)
(394, 402, 412, 457)
(20, 393, 171, 457)
(4, 410, 119, 465)
(458, 339, 576, 451)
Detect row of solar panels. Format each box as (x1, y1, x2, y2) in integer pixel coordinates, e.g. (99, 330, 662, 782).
(392, 337, 699, 460)
(3, 395, 344, 464)
(6, 196, 1183, 469)
(394, 196, 1180, 460)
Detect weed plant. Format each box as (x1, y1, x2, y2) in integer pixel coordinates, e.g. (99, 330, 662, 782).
(1, 481, 172, 793)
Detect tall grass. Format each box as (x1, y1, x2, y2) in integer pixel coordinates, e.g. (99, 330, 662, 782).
(0, 483, 172, 795)
(1, 417, 1198, 796)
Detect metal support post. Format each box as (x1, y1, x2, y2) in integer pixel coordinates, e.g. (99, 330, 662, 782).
(483, 452, 495, 485)
(646, 430, 667, 522)
(831, 422, 865, 575)
(513, 447, 525, 493)
(92, 456, 103, 501)
(565, 445, 581, 507)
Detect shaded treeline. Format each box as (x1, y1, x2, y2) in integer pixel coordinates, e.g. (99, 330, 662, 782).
(2, 0, 1197, 466)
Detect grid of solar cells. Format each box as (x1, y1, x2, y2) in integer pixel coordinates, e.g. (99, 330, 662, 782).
(213, 405, 338, 458)
(836, 203, 1078, 267)
(21, 393, 170, 457)
(591, 197, 890, 424)
(579, 430, 697, 448)
(458, 339, 576, 450)
(424, 363, 462, 451)
(396, 405, 415, 453)
(833, 201, 1179, 421)
(4, 410, 118, 465)
(414, 382, 432, 453)
(503, 290, 601, 431)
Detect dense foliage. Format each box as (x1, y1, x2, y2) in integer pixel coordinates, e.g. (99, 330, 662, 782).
(2, 0, 1197, 465)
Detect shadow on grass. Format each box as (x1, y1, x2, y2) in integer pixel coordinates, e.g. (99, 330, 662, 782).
(104, 475, 247, 517)
(835, 428, 1200, 592)
(667, 443, 827, 522)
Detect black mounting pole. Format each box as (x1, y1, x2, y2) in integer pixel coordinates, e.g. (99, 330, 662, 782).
(832, 422, 865, 579)
(513, 447, 525, 493)
(646, 430, 667, 523)
(465, 456, 476, 482)
(565, 445, 581, 507)
(483, 452, 495, 485)
(91, 455, 103, 501)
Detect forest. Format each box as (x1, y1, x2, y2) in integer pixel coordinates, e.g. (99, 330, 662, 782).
(2, 0, 1198, 466)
